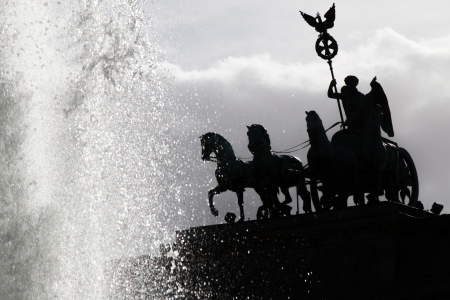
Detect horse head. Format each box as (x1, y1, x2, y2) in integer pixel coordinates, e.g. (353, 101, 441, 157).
(305, 110, 326, 141)
(247, 124, 271, 154)
(200, 132, 236, 162)
(200, 132, 216, 161)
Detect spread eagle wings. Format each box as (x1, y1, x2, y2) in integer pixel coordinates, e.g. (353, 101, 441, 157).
(300, 3, 336, 33)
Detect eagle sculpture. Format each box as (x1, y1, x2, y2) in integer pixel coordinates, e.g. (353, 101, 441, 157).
(300, 3, 336, 34)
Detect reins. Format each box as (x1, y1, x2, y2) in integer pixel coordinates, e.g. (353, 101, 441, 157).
(272, 121, 342, 154)
(206, 121, 342, 161)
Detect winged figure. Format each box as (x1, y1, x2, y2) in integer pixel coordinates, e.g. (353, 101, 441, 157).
(300, 3, 336, 34)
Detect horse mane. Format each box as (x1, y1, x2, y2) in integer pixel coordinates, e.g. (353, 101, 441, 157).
(202, 132, 226, 145)
(306, 110, 330, 143)
(202, 132, 220, 141)
(248, 124, 271, 147)
(201, 132, 236, 159)
(306, 111, 325, 131)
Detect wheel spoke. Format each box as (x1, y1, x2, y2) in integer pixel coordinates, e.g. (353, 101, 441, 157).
(315, 35, 338, 59)
(399, 161, 406, 169)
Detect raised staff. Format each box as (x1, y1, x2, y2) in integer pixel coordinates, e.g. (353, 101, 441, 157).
(299, 3, 345, 127)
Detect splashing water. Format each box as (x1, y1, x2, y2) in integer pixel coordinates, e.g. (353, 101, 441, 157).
(0, 1, 189, 299)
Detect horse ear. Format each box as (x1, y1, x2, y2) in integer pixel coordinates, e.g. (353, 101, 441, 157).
(305, 111, 309, 115)
(246, 126, 250, 129)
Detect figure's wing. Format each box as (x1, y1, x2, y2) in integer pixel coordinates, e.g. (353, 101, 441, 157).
(299, 11, 317, 29)
(367, 77, 394, 137)
(322, 3, 336, 30)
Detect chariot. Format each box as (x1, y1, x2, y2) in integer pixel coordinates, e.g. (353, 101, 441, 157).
(306, 125, 419, 211)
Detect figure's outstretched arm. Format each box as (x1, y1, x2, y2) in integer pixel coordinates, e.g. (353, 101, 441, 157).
(328, 79, 340, 99)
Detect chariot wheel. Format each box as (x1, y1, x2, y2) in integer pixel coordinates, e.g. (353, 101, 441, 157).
(315, 33, 338, 60)
(397, 147, 419, 207)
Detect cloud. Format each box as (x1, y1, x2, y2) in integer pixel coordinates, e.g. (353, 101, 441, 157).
(163, 54, 329, 93)
(166, 28, 450, 132)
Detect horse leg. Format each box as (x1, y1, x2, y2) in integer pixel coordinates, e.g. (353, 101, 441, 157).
(297, 176, 312, 213)
(280, 186, 292, 205)
(256, 205, 268, 219)
(260, 193, 278, 219)
(363, 159, 379, 204)
(236, 191, 245, 222)
(353, 164, 364, 206)
(338, 193, 349, 209)
(254, 186, 269, 220)
(297, 166, 315, 212)
(276, 186, 293, 216)
(385, 174, 400, 203)
(270, 187, 285, 218)
(310, 178, 323, 212)
(208, 185, 226, 217)
(256, 185, 282, 219)
(391, 160, 401, 202)
(376, 163, 386, 196)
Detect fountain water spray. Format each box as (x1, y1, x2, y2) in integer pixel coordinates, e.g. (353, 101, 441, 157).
(0, 1, 188, 299)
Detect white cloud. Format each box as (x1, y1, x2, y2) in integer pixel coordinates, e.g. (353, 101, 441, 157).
(166, 27, 450, 95)
(166, 28, 450, 129)
(163, 54, 329, 93)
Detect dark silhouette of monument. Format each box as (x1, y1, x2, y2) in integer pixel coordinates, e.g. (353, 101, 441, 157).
(167, 5, 441, 299)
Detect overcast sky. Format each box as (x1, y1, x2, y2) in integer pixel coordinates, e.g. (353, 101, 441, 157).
(145, 0, 450, 228)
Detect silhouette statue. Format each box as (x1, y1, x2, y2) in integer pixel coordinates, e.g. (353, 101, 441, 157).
(303, 111, 362, 209)
(300, 3, 335, 34)
(300, 3, 338, 60)
(328, 109, 418, 207)
(328, 76, 394, 137)
(246, 124, 312, 218)
(200, 132, 253, 222)
(200, 132, 311, 222)
(431, 202, 444, 215)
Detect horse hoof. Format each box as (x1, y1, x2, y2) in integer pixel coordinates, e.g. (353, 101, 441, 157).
(256, 206, 266, 220)
(279, 205, 292, 216)
(366, 194, 380, 205)
(224, 212, 236, 224)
